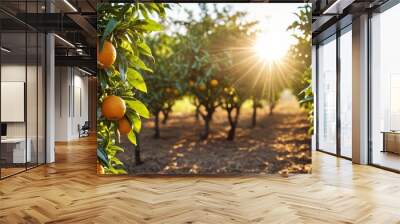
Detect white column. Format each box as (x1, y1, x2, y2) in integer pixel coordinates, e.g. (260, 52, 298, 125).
(352, 14, 369, 164)
(46, 32, 55, 163)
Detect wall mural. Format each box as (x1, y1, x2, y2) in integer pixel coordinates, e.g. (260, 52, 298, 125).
(97, 3, 312, 175)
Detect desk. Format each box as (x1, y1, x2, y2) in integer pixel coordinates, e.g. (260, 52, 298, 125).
(1, 138, 31, 163)
(382, 131, 400, 154)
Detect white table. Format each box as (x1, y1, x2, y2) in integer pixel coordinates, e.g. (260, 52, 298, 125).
(1, 138, 31, 163)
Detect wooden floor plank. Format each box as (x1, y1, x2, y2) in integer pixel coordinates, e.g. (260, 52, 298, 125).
(0, 137, 399, 223)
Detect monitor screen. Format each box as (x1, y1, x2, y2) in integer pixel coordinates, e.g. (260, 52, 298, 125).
(1, 123, 7, 137)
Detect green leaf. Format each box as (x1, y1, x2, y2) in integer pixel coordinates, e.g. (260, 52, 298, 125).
(132, 114, 142, 133)
(131, 55, 153, 72)
(139, 4, 149, 19)
(126, 99, 150, 118)
(299, 96, 313, 104)
(97, 147, 109, 166)
(127, 68, 147, 93)
(128, 130, 137, 145)
(126, 111, 142, 133)
(108, 166, 127, 174)
(118, 51, 128, 81)
(100, 18, 119, 50)
(109, 145, 125, 153)
(110, 157, 124, 166)
(137, 41, 153, 59)
(136, 19, 163, 31)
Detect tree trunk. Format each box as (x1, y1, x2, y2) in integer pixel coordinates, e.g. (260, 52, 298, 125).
(200, 108, 213, 140)
(269, 102, 276, 115)
(154, 111, 160, 139)
(227, 106, 240, 141)
(252, 101, 257, 128)
(162, 110, 169, 125)
(134, 132, 142, 165)
(195, 106, 200, 121)
(227, 125, 236, 141)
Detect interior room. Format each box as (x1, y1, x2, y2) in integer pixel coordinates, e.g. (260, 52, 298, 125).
(0, 0, 399, 223)
(54, 66, 93, 142)
(0, 0, 96, 179)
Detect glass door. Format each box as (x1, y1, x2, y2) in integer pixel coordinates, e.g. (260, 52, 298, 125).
(0, 1, 47, 179)
(1, 30, 28, 178)
(317, 35, 337, 154)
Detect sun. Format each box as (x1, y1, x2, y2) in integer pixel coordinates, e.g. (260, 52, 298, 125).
(253, 33, 290, 62)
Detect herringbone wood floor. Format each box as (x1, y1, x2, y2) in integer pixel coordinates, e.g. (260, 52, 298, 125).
(0, 137, 400, 224)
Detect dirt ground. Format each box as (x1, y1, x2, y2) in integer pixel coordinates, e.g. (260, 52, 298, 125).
(118, 99, 311, 175)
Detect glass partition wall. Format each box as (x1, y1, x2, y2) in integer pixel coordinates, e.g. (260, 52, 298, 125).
(370, 3, 400, 171)
(0, 2, 46, 179)
(339, 27, 352, 159)
(316, 25, 352, 159)
(317, 35, 337, 155)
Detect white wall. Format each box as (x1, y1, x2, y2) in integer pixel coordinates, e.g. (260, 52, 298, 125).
(54, 67, 89, 141)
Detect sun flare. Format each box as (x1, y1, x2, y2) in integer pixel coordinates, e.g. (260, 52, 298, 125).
(253, 33, 290, 62)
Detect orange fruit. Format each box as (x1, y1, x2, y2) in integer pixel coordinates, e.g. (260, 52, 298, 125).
(97, 40, 116, 69)
(189, 80, 194, 87)
(173, 89, 179, 95)
(97, 163, 105, 174)
(101, 95, 126, 120)
(210, 79, 218, 88)
(198, 84, 206, 91)
(118, 117, 132, 135)
(165, 88, 171, 93)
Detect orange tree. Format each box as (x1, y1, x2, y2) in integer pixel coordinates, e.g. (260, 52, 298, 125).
(179, 6, 259, 140)
(265, 61, 288, 116)
(97, 3, 166, 174)
(220, 84, 248, 140)
(287, 4, 312, 131)
(177, 7, 225, 140)
(189, 53, 227, 140)
(208, 10, 256, 140)
(141, 33, 181, 138)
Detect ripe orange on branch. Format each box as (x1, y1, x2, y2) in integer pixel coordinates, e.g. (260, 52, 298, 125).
(97, 40, 116, 69)
(210, 79, 218, 88)
(118, 117, 132, 135)
(101, 95, 126, 120)
(189, 80, 195, 87)
(198, 83, 206, 91)
(97, 163, 105, 174)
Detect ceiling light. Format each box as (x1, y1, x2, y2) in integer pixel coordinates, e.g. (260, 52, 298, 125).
(1, 47, 11, 53)
(54, 34, 75, 48)
(323, 0, 355, 15)
(63, 0, 78, 12)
